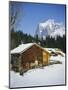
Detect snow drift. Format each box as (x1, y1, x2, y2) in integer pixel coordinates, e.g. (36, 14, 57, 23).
(10, 53, 65, 88)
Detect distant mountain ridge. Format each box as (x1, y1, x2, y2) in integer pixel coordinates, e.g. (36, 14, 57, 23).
(35, 19, 65, 40)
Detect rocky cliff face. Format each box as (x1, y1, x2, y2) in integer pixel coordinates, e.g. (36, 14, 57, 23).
(35, 19, 65, 40)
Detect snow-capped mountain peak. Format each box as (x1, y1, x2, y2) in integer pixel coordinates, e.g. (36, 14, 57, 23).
(35, 19, 65, 40)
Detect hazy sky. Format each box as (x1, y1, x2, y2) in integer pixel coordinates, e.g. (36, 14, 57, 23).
(10, 2, 66, 36)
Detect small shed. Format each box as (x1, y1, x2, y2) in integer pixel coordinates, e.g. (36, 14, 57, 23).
(11, 43, 50, 72)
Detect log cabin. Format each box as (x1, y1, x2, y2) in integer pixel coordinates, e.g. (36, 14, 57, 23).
(11, 43, 51, 73)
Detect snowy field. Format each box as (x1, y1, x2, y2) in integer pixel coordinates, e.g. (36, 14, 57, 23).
(10, 54, 65, 88)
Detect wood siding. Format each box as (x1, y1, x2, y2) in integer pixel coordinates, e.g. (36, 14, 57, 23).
(20, 45, 50, 69)
(11, 44, 50, 72)
(43, 51, 49, 65)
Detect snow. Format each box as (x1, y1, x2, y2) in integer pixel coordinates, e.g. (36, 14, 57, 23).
(11, 43, 34, 54)
(44, 48, 57, 53)
(39, 19, 55, 30)
(36, 19, 65, 39)
(44, 48, 65, 56)
(11, 43, 50, 54)
(50, 27, 65, 39)
(10, 54, 65, 88)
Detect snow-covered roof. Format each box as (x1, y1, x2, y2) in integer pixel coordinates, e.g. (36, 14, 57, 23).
(44, 48, 65, 56)
(44, 48, 58, 53)
(11, 43, 34, 54)
(11, 43, 50, 54)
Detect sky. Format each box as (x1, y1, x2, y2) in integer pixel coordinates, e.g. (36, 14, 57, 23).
(10, 1, 66, 36)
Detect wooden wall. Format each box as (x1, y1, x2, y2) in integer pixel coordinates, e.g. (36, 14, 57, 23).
(43, 51, 49, 65)
(20, 45, 50, 69)
(11, 45, 50, 72)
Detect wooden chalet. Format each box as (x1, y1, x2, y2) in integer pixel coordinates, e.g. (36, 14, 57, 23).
(11, 43, 51, 74)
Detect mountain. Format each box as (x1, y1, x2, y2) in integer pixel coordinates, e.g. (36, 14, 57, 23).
(35, 19, 65, 40)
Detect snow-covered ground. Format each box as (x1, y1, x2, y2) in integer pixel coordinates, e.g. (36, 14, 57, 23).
(10, 54, 65, 88)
